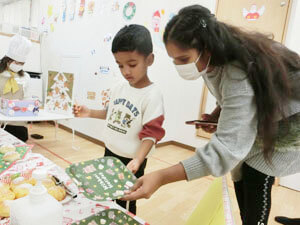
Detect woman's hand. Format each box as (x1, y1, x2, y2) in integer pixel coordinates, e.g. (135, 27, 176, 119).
(196, 113, 218, 133)
(122, 170, 164, 200)
(122, 163, 187, 201)
(196, 106, 221, 133)
(73, 104, 91, 117)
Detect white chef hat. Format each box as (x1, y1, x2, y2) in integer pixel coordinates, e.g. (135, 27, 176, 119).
(6, 34, 32, 63)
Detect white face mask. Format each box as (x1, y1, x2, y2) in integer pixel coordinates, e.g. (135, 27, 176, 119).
(9, 62, 23, 73)
(175, 53, 210, 80)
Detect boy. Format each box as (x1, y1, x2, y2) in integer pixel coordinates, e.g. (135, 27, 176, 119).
(74, 25, 165, 214)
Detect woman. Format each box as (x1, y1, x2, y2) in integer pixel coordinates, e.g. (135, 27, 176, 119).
(0, 34, 32, 142)
(123, 5, 300, 225)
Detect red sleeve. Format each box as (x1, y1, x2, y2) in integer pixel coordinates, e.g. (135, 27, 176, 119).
(138, 115, 165, 143)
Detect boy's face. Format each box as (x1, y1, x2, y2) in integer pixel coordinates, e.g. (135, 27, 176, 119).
(114, 51, 154, 88)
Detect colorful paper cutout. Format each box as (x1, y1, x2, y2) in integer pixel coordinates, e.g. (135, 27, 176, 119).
(112, 1, 120, 12)
(99, 66, 110, 74)
(243, 4, 265, 21)
(123, 2, 136, 21)
(87, 0, 95, 14)
(100, 89, 110, 109)
(69, 0, 76, 21)
(79, 0, 86, 17)
(87, 91, 96, 100)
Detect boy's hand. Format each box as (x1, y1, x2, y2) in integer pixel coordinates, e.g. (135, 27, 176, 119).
(196, 113, 218, 133)
(127, 158, 142, 174)
(73, 104, 91, 118)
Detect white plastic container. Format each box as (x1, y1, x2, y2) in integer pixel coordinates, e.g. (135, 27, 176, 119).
(10, 170, 63, 225)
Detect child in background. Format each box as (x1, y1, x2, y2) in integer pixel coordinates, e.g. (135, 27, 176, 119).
(0, 34, 32, 142)
(73, 24, 165, 214)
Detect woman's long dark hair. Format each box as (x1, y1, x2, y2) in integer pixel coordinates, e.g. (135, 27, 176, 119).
(164, 5, 300, 161)
(0, 56, 24, 76)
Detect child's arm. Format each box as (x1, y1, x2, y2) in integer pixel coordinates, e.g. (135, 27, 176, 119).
(73, 104, 107, 119)
(127, 139, 154, 174)
(127, 89, 165, 174)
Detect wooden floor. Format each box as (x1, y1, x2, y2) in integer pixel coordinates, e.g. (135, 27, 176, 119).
(26, 122, 300, 225)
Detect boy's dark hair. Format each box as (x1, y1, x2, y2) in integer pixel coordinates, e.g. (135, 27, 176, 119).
(112, 24, 153, 56)
(164, 5, 300, 162)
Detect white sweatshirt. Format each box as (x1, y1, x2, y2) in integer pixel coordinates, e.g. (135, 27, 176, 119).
(102, 81, 165, 158)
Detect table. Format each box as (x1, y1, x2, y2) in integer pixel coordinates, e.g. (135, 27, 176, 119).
(0, 110, 79, 150)
(0, 129, 147, 225)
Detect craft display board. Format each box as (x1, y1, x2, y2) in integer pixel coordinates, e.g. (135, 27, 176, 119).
(45, 70, 74, 115)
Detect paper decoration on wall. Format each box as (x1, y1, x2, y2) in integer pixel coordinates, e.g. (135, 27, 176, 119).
(151, 9, 167, 48)
(62, 0, 67, 22)
(45, 71, 74, 115)
(103, 33, 112, 43)
(87, 91, 96, 100)
(79, 0, 86, 17)
(87, 0, 95, 14)
(47, 5, 53, 18)
(50, 23, 55, 32)
(123, 2, 136, 21)
(66, 157, 137, 201)
(100, 89, 110, 109)
(242, 4, 265, 21)
(91, 49, 96, 55)
(99, 66, 110, 74)
(72, 209, 142, 225)
(111, 1, 120, 12)
(152, 10, 161, 32)
(41, 17, 46, 25)
(69, 0, 76, 21)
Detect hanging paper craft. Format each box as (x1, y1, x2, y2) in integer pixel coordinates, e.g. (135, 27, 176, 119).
(45, 71, 74, 115)
(151, 9, 167, 49)
(112, 1, 120, 12)
(103, 33, 112, 43)
(152, 10, 161, 32)
(62, 0, 67, 22)
(242, 4, 265, 21)
(87, 91, 96, 100)
(66, 157, 137, 201)
(79, 0, 86, 17)
(99, 66, 110, 74)
(47, 5, 53, 18)
(100, 89, 110, 109)
(72, 209, 142, 225)
(87, 0, 95, 14)
(123, 2, 136, 21)
(0, 145, 32, 175)
(69, 0, 76, 21)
